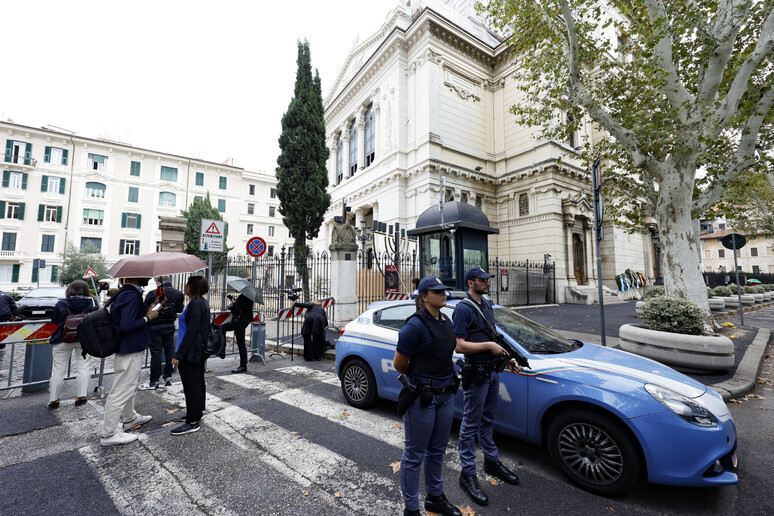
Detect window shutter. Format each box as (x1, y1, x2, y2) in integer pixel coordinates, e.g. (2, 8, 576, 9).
(4, 140, 12, 162)
(59, 178, 66, 194)
(38, 204, 45, 221)
(11, 264, 19, 283)
(31, 267, 38, 283)
(2, 170, 8, 187)
(134, 241, 140, 255)
(44, 146, 51, 163)
(56, 206, 62, 223)
(18, 203, 24, 220)
(41, 175, 48, 192)
(119, 239, 125, 255)
(24, 143, 32, 163)
(0, 201, 4, 218)
(21, 173, 27, 190)
(136, 214, 141, 229)
(62, 149, 69, 166)
(51, 265, 58, 283)
(121, 212, 127, 228)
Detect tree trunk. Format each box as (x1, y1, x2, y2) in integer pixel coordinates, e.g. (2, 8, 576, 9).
(655, 168, 713, 330)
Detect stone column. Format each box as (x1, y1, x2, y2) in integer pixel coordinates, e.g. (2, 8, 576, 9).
(159, 216, 187, 252)
(356, 108, 366, 173)
(583, 219, 594, 284)
(565, 216, 576, 286)
(328, 136, 338, 186)
(373, 101, 381, 163)
(341, 130, 350, 181)
(329, 223, 360, 326)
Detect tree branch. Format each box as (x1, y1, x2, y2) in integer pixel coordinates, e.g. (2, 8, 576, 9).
(766, 170, 774, 195)
(642, 0, 693, 123)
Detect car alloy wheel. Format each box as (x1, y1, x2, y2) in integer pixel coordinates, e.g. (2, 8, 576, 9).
(341, 358, 377, 409)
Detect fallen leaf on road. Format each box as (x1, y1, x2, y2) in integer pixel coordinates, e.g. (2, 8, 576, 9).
(302, 490, 309, 496)
(393, 424, 402, 429)
(721, 322, 736, 328)
(748, 394, 767, 399)
(334, 492, 341, 498)
(489, 478, 498, 485)
(166, 408, 180, 414)
(252, 410, 261, 414)
(459, 505, 476, 516)
(729, 399, 743, 403)
(765, 354, 774, 359)
(729, 334, 738, 339)
(390, 461, 401, 474)
(161, 422, 176, 428)
(290, 431, 299, 435)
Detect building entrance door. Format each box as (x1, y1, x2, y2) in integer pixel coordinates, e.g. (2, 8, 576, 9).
(572, 234, 585, 284)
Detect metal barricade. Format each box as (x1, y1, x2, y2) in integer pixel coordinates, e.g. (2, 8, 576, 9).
(273, 297, 335, 361)
(210, 310, 264, 361)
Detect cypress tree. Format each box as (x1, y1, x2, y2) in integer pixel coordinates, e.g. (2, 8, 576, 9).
(276, 40, 331, 295)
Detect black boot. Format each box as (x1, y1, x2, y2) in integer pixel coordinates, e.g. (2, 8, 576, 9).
(425, 493, 461, 516)
(231, 365, 247, 374)
(459, 473, 488, 506)
(403, 510, 420, 516)
(484, 458, 520, 485)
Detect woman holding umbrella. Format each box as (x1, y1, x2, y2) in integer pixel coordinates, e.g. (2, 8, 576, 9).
(221, 278, 255, 373)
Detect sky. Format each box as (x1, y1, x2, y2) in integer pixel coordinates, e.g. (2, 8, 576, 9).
(0, 0, 402, 172)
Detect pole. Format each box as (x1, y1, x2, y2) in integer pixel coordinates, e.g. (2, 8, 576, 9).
(732, 235, 744, 326)
(592, 158, 607, 347)
(89, 277, 101, 308)
(207, 254, 212, 305)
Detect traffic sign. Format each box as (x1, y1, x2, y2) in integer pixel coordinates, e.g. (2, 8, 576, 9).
(246, 237, 267, 258)
(200, 219, 226, 252)
(721, 233, 746, 250)
(83, 267, 98, 279)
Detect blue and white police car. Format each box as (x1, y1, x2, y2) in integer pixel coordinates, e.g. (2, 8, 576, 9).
(335, 298, 738, 496)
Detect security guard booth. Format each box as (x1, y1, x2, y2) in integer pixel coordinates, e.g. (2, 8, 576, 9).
(407, 201, 499, 291)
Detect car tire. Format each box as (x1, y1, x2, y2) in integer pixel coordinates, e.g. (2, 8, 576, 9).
(546, 408, 641, 497)
(341, 358, 378, 409)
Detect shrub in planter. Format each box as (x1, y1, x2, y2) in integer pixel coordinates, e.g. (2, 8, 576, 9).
(711, 285, 733, 297)
(741, 285, 755, 294)
(640, 296, 706, 335)
(108, 288, 119, 296)
(645, 286, 665, 299)
(753, 286, 765, 294)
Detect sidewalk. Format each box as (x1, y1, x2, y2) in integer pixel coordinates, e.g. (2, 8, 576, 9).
(516, 300, 774, 399)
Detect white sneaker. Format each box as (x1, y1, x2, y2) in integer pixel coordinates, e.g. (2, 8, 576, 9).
(123, 414, 153, 431)
(100, 431, 139, 446)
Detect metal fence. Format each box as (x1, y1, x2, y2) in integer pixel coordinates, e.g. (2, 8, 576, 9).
(488, 258, 557, 306)
(704, 271, 774, 288)
(357, 250, 418, 313)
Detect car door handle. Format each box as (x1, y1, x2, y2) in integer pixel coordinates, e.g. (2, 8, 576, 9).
(536, 377, 558, 384)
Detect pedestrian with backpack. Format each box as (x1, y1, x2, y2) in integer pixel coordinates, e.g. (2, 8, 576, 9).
(138, 276, 184, 390)
(48, 280, 97, 409)
(100, 277, 162, 446)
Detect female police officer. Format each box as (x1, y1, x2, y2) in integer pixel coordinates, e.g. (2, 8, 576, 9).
(393, 276, 461, 516)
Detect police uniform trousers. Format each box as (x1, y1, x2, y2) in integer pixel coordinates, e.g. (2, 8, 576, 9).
(458, 373, 500, 475)
(401, 391, 454, 511)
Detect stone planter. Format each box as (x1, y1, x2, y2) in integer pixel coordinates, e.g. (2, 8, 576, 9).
(708, 298, 725, 310)
(753, 293, 764, 303)
(762, 292, 771, 301)
(635, 300, 647, 317)
(740, 294, 756, 305)
(619, 323, 734, 372)
(722, 296, 740, 308)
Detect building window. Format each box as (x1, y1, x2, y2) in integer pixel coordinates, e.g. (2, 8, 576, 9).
(270, 188, 276, 198)
(269, 206, 276, 217)
(461, 192, 469, 204)
(445, 188, 453, 202)
(119, 239, 141, 255)
(128, 187, 139, 203)
(44, 146, 68, 165)
(248, 184, 255, 195)
(268, 245, 274, 256)
(83, 209, 104, 226)
(349, 120, 358, 176)
(122, 212, 141, 229)
(718, 249, 725, 258)
(195, 172, 204, 186)
(88, 153, 107, 171)
(130, 161, 141, 176)
(156, 241, 162, 252)
(475, 196, 482, 209)
(719, 223, 726, 230)
(85, 182, 106, 198)
(41, 235, 55, 253)
(268, 226, 275, 237)
(704, 250, 710, 259)
(519, 193, 529, 216)
(2, 232, 17, 251)
(160, 166, 178, 182)
(5, 202, 22, 219)
(43, 205, 60, 222)
(364, 104, 375, 167)
(194, 195, 203, 204)
(247, 223, 254, 235)
(219, 176, 227, 190)
(247, 203, 255, 215)
(751, 247, 758, 257)
(336, 136, 344, 184)
(566, 112, 577, 148)
(4, 170, 26, 189)
(753, 265, 760, 274)
(159, 192, 176, 207)
(5, 140, 32, 165)
(42, 175, 65, 194)
(80, 237, 102, 253)
(218, 199, 226, 213)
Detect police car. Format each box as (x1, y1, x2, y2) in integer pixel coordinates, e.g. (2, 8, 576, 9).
(335, 298, 738, 496)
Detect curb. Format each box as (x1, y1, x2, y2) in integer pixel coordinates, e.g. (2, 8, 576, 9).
(710, 327, 771, 400)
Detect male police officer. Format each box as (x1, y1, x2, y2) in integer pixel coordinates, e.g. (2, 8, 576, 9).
(453, 267, 520, 506)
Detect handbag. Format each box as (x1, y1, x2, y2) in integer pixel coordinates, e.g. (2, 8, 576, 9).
(204, 324, 226, 358)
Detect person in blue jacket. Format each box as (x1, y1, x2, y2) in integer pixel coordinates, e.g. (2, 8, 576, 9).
(48, 280, 97, 409)
(100, 277, 162, 446)
(170, 275, 210, 436)
(393, 276, 461, 516)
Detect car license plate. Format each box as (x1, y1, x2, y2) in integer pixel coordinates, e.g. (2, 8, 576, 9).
(32, 310, 46, 315)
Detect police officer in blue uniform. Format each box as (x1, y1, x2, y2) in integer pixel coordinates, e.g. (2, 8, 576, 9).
(394, 276, 461, 516)
(453, 267, 521, 506)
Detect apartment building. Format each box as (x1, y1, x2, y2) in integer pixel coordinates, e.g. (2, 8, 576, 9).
(0, 121, 292, 290)
(699, 218, 774, 275)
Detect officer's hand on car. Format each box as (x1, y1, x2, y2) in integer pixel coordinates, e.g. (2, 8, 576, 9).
(508, 358, 523, 373)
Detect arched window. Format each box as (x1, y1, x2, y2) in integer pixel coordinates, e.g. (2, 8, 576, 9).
(159, 191, 176, 207)
(519, 193, 529, 216)
(85, 182, 106, 198)
(349, 120, 358, 176)
(336, 136, 343, 184)
(364, 104, 375, 167)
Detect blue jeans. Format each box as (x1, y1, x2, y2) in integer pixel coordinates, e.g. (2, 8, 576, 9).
(401, 392, 454, 511)
(458, 374, 500, 475)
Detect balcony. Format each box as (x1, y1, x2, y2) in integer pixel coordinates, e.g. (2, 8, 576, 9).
(0, 250, 24, 259)
(4, 155, 37, 167)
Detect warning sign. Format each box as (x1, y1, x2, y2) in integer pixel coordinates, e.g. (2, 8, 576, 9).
(83, 267, 98, 279)
(200, 219, 226, 252)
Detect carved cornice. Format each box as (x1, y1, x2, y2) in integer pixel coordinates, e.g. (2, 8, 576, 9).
(497, 159, 589, 185)
(493, 213, 564, 228)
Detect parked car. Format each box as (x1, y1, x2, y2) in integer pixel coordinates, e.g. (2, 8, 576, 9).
(16, 286, 67, 319)
(335, 299, 738, 496)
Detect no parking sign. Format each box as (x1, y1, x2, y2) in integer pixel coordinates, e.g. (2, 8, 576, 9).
(246, 237, 267, 258)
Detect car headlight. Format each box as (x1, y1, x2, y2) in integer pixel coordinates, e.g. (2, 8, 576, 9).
(644, 383, 717, 427)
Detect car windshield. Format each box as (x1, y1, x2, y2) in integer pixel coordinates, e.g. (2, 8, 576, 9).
(494, 307, 580, 354)
(24, 288, 66, 299)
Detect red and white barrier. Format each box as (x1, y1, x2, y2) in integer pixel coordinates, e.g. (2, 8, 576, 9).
(276, 297, 335, 321)
(212, 311, 263, 326)
(0, 321, 58, 345)
(385, 292, 410, 301)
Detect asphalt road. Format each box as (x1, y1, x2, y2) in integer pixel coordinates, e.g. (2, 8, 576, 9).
(2, 342, 774, 516)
